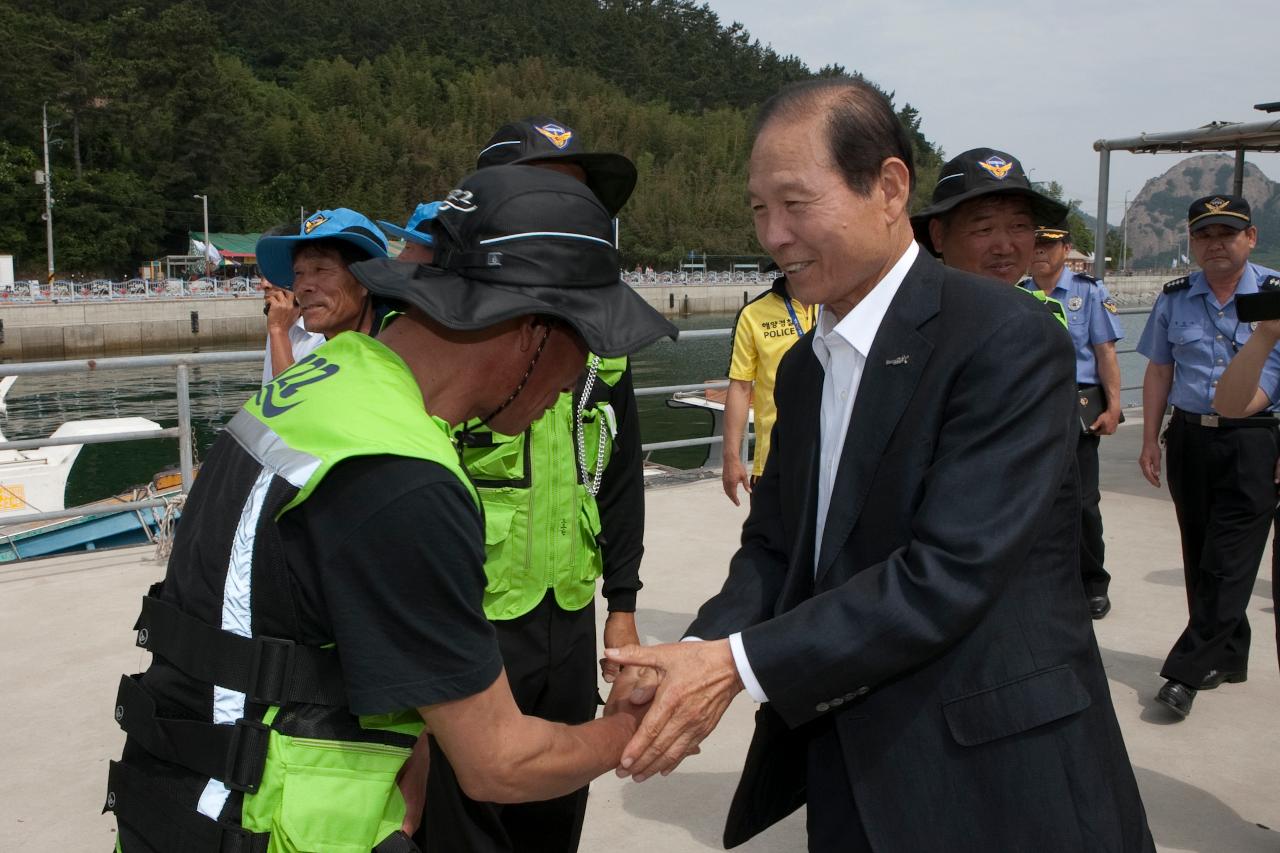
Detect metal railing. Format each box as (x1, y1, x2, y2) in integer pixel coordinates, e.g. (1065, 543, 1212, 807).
(0, 351, 262, 525)
(0, 304, 1158, 526)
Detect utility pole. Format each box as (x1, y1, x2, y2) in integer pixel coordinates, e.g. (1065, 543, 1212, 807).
(41, 103, 55, 285)
(1121, 191, 1129, 275)
(193, 194, 210, 277)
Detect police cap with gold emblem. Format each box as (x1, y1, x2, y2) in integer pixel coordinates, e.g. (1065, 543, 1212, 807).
(1187, 194, 1251, 232)
(476, 116, 637, 217)
(911, 148, 1069, 255)
(1035, 223, 1072, 243)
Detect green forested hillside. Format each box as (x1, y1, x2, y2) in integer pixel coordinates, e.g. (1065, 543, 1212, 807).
(0, 0, 944, 275)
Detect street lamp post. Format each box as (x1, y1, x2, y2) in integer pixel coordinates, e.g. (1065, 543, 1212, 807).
(42, 103, 55, 285)
(1122, 191, 1129, 275)
(193, 194, 210, 278)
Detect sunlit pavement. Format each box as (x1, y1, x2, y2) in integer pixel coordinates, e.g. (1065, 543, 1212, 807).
(2, 412, 1276, 851)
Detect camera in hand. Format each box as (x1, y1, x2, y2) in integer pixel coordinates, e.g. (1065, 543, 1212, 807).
(1235, 291, 1280, 323)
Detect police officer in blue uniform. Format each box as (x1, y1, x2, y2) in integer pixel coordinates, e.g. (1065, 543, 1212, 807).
(1137, 194, 1280, 717)
(1022, 224, 1125, 619)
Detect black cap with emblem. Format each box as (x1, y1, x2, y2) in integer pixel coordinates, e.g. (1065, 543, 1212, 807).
(1187, 194, 1252, 232)
(476, 117, 637, 217)
(910, 148, 1069, 255)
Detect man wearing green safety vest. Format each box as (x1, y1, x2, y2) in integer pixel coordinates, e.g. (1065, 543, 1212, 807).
(418, 118, 648, 853)
(104, 165, 678, 853)
(910, 147, 1070, 329)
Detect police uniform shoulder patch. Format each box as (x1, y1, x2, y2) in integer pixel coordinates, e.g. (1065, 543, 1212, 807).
(1260, 275, 1280, 292)
(1163, 276, 1191, 294)
(1102, 297, 1119, 314)
(1074, 271, 1098, 284)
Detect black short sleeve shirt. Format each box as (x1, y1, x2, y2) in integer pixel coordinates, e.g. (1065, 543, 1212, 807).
(279, 454, 502, 716)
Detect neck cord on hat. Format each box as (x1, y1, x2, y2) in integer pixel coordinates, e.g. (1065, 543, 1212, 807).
(575, 355, 607, 497)
(459, 325, 553, 445)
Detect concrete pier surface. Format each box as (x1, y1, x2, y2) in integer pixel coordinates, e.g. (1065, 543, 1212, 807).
(2, 416, 1276, 851)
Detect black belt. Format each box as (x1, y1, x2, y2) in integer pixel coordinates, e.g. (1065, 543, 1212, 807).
(1173, 408, 1278, 429)
(134, 587, 348, 707)
(113, 673, 270, 793)
(105, 760, 271, 853)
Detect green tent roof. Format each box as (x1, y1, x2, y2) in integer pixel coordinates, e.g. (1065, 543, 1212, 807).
(189, 232, 261, 259)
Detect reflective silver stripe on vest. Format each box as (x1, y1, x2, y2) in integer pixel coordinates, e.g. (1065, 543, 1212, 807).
(196, 465, 274, 820)
(226, 408, 322, 488)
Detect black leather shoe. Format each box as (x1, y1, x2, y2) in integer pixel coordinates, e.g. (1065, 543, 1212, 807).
(1156, 680, 1196, 718)
(1198, 669, 1247, 690)
(1087, 595, 1111, 620)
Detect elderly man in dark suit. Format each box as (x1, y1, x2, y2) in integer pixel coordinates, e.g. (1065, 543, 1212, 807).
(605, 78, 1153, 851)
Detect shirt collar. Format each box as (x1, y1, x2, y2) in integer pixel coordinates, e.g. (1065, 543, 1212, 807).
(1190, 264, 1262, 301)
(817, 241, 918, 359)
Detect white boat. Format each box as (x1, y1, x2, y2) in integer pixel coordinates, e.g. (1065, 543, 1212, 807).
(0, 376, 164, 522)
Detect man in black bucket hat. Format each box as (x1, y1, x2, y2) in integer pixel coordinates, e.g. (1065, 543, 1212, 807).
(911, 147, 1069, 286)
(104, 165, 674, 853)
(401, 124, 651, 853)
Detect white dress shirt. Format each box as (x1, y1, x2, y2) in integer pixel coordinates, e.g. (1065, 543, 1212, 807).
(729, 241, 919, 703)
(262, 318, 326, 384)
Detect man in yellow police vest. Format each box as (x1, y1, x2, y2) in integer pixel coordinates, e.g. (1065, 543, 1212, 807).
(418, 118, 648, 853)
(104, 166, 677, 853)
(722, 273, 816, 505)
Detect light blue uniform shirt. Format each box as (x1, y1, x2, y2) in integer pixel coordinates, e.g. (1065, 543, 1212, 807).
(1022, 267, 1124, 384)
(1137, 262, 1280, 414)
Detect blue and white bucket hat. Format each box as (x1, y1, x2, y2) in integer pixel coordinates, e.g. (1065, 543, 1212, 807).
(378, 202, 440, 247)
(255, 208, 389, 287)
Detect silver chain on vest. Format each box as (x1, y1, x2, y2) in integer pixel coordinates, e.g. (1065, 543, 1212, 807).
(575, 355, 607, 497)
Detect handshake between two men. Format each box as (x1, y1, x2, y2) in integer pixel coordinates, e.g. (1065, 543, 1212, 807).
(601, 638, 744, 784)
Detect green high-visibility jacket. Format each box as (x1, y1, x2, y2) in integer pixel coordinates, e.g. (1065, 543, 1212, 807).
(1024, 286, 1069, 329)
(111, 332, 477, 853)
(459, 354, 627, 620)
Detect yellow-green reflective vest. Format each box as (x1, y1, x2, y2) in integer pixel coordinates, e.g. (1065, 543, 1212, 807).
(1024, 287, 1069, 329)
(459, 354, 626, 620)
(115, 332, 477, 853)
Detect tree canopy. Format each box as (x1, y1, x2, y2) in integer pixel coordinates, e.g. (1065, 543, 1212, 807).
(0, 0, 945, 275)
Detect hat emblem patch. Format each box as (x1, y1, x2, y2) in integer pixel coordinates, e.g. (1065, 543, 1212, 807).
(441, 189, 477, 213)
(1207, 197, 1230, 212)
(977, 156, 1013, 180)
(303, 213, 329, 234)
(535, 123, 573, 149)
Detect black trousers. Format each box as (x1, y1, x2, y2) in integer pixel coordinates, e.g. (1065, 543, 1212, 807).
(805, 721, 873, 853)
(1076, 431, 1110, 597)
(416, 592, 598, 853)
(1161, 416, 1278, 685)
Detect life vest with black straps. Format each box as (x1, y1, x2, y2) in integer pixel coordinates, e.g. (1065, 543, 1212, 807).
(456, 354, 625, 620)
(106, 332, 476, 853)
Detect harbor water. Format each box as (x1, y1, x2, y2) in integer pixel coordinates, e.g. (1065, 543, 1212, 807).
(0, 310, 1154, 507)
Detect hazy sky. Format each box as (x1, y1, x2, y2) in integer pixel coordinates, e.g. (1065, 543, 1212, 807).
(703, 0, 1279, 225)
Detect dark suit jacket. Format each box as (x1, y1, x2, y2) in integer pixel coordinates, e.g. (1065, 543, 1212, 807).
(689, 252, 1153, 851)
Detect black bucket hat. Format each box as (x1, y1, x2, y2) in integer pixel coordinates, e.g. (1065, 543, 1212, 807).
(349, 165, 677, 358)
(476, 117, 637, 216)
(910, 148, 1069, 255)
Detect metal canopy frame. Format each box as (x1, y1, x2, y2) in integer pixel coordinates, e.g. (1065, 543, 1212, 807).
(1091, 105, 1280, 278)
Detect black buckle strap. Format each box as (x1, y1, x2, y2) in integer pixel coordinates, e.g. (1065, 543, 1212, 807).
(135, 595, 347, 706)
(105, 760, 270, 853)
(1174, 408, 1279, 429)
(113, 674, 271, 793)
(373, 830, 424, 853)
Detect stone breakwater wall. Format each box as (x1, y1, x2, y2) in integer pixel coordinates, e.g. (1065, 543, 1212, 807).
(0, 297, 267, 361)
(0, 275, 1175, 361)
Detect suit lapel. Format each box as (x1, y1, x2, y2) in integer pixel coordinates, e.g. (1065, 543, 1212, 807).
(815, 254, 942, 583)
(776, 343, 822, 611)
